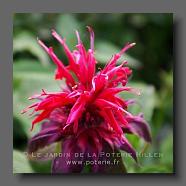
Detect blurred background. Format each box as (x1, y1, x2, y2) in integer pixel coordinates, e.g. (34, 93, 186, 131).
(13, 13, 173, 173)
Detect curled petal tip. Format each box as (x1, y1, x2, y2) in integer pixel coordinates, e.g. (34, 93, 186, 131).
(86, 25, 93, 32)
(122, 60, 128, 65)
(30, 124, 34, 132)
(75, 30, 81, 44)
(63, 123, 71, 131)
(87, 26, 94, 50)
(21, 110, 26, 114)
(51, 29, 58, 36)
(138, 113, 144, 118)
(51, 28, 55, 33)
(37, 39, 49, 52)
(132, 88, 141, 96)
(126, 87, 141, 96)
(37, 39, 41, 44)
(119, 42, 136, 56)
(135, 89, 141, 96)
(51, 30, 65, 44)
(131, 42, 136, 47)
(37, 38, 42, 44)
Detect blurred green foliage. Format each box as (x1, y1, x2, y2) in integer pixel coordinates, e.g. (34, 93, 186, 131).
(13, 13, 173, 173)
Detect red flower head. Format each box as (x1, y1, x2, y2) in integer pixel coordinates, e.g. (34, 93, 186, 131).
(22, 27, 151, 173)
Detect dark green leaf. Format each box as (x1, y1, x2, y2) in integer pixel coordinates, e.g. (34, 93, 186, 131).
(13, 32, 50, 66)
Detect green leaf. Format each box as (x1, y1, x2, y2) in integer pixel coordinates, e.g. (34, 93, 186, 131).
(95, 41, 141, 69)
(159, 131, 173, 168)
(13, 59, 54, 74)
(120, 82, 157, 122)
(13, 58, 55, 73)
(81, 164, 92, 173)
(30, 160, 51, 173)
(56, 14, 82, 49)
(138, 164, 172, 173)
(13, 150, 33, 173)
(13, 32, 50, 66)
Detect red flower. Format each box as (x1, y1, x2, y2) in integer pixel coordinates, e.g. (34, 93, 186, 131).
(22, 27, 151, 173)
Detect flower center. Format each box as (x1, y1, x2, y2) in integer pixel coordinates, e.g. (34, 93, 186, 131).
(79, 106, 103, 128)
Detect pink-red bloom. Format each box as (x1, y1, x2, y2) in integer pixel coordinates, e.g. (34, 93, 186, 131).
(22, 27, 151, 173)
